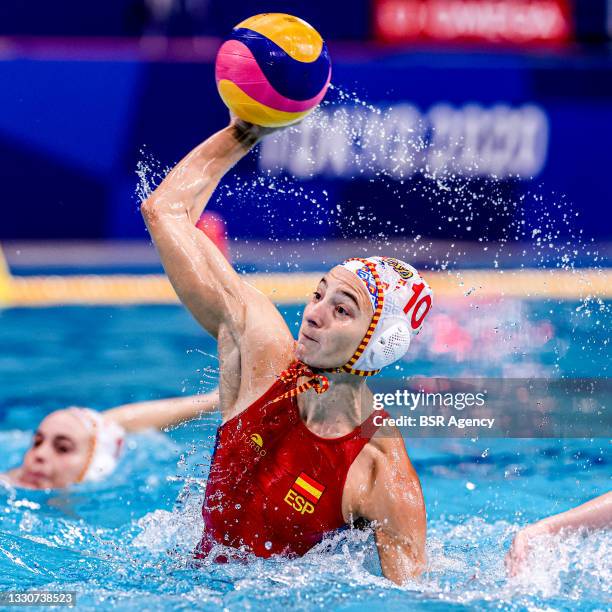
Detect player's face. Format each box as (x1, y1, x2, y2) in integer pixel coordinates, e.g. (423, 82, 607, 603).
(297, 266, 373, 369)
(17, 411, 92, 489)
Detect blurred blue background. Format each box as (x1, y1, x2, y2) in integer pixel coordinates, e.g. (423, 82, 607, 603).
(0, 0, 611, 242)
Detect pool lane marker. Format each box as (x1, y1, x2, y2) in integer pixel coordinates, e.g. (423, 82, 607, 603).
(3, 268, 611, 307)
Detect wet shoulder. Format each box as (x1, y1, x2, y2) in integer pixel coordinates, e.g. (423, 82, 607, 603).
(353, 421, 417, 485)
(366, 420, 410, 456)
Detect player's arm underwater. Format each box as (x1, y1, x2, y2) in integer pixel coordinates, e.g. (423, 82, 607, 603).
(505, 491, 612, 576)
(350, 434, 427, 585)
(102, 390, 219, 432)
(141, 118, 294, 417)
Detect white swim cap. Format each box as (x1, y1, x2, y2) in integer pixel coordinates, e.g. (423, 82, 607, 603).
(67, 408, 125, 483)
(337, 256, 433, 374)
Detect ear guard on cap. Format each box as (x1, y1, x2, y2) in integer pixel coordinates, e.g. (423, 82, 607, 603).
(359, 319, 412, 371)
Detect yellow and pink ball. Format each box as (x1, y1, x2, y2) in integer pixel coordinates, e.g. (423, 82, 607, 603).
(215, 14, 332, 128)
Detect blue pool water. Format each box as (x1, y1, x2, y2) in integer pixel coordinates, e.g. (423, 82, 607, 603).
(0, 302, 610, 611)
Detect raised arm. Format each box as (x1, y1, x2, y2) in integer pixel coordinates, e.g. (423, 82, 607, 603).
(102, 391, 219, 433)
(140, 119, 295, 414)
(140, 120, 269, 339)
(356, 438, 427, 585)
(505, 491, 612, 576)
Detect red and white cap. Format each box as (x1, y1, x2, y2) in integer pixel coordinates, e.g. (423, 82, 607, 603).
(337, 257, 433, 374)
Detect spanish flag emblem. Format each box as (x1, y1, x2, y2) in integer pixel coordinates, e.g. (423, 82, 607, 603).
(292, 472, 325, 505)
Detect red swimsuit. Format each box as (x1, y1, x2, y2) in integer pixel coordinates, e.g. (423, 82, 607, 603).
(197, 369, 388, 560)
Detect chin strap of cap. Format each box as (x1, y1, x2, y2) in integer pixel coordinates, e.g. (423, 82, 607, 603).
(270, 360, 330, 404)
(271, 258, 386, 403)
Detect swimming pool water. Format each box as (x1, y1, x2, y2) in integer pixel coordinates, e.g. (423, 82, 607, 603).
(0, 302, 610, 611)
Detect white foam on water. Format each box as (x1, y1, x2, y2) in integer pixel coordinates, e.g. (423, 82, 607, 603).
(132, 481, 204, 554)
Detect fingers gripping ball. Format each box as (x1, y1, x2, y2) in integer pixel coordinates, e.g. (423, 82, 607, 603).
(215, 13, 332, 128)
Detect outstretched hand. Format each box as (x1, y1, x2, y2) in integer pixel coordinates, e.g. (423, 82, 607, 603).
(505, 522, 548, 577)
(505, 492, 612, 577)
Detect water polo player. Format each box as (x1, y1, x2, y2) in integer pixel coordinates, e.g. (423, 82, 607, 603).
(1, 392, 218, 490)
(141, 116, 433, 584)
